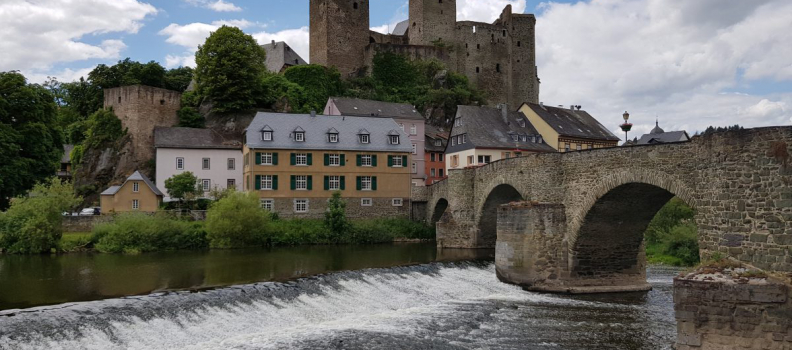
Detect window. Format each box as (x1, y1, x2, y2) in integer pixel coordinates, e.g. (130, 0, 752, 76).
(412, 162, 417, 174)
(261, 153, 274, 165)
(504, 152, 512, 159)
(361, 176, 372, 191)
(392, 198, 403, 207)
(392, 156, 403, 167)
(476, 67, 480, 73)
(132, 182, 139, 193)
(410, 124, 417, 135)
(227, 179, 236, 189)
(329, 154, 341, 166)
(295, 175, 308, 190)
(435, 139, 442, 147)
(467, 155, 474, 165)
(439, 169, 444, 177)
(462, 134, 467, 143)
(132, 199, 139, 210)
(538, 136, 543, 144)
(361, 198, 373, 207)
(412, 144, 417, 154)
(296, 153, 308, 166)
(329, 176, 341, 190)
(328, 133, 338, 143)
(227, 158, 235, 170)
(260, 199, 274, 211)
(496, 63, 501, 73)
(398, 123, 404, 131)
(565, 144, 570, 152)
(451, 155, 459, 167)
(521, 135, 527, 142)
(455, 118, 462, 127)
(576, 144, 582, 151)
(478, 155, 492, 164)
(439, 153, 444, 161)
(295, 132, 305, 142)
(511, 134, 518, 142)
(294, 199, 308, 213)
(518, 119, 526, 127)
(202, 158, 210, 170)
(202, 179, 211, 191)
(353, 1, 358, 9)
(176, 157, 184, 170)
(262, 131, 273, 141)
(451, 137, 456, 146)
(430, 168, 436, 177)
(261, 175, 273, 190)
(430, 153, 436, 162)
(389, 135, 400, 145)
(361, 155, 373, 167)
(360, 134, 370, 144)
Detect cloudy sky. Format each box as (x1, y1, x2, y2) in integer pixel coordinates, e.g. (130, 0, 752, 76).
(1, 0, 790, 137)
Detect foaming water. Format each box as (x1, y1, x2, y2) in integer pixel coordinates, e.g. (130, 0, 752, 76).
(0, 262, 678, 350)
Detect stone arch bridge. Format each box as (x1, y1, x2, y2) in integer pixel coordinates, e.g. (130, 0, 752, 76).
(411, 127, 792, 293)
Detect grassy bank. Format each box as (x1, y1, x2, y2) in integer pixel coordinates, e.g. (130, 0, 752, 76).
(645, 197, 700, 267)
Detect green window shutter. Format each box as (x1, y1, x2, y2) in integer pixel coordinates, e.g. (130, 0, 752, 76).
(340, 176, 346, 190)
(307, 153, 313, 166)
(290, 175, 296, 190)
(340, 154, 346, 166)
(255, 175, 261, 190)
(273, 175, 278, 190)
(324, 176, 329, 190)
(372, 176, 378, 191)
(356, 176, 362, 191)
(307, 175, 313, 190)
(356, 154, 362, 166)
(402, 155, 408, 165)
(290, 153, 296, 166)
(255, 153, 261, 165)
(273, 153, 279, 165)
(324, 154, 330, 166)
(387, 155, 393, 167)
(372, 155, 378, 167)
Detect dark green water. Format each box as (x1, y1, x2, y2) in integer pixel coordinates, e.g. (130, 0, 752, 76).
(0, 243, 491, 311)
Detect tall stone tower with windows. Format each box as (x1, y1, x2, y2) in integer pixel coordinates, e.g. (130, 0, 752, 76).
(408, 0, 457, 46)
(309, 0, 370, 77)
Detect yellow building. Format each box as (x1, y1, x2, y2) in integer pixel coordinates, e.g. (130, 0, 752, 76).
(100, 171, 163, 213)
(519, 103, 620, 152)
(243, 112, 413, 218)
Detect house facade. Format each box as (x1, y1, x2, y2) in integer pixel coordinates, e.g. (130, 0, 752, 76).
(446, 105, 556, 173)
(424, 125, 448, 185)
(154, 127, 243, 201)
(324, 97, 427, 186)
(100, 171, 163, 213)
(519, 103, 620, 152)
(243, 112, 413, 219)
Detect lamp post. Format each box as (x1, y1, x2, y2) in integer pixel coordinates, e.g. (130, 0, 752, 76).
(620, 111, 633, 144)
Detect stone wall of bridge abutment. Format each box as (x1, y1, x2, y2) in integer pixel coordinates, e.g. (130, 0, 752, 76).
(426, 126, 792, 276)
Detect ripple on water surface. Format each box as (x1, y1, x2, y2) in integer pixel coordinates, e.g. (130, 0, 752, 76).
(0, 263, 679, 350)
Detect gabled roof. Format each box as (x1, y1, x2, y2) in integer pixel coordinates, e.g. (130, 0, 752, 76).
(392, 20, 409, 36)
(521, 103, 620, 141)
(246, 112, 413, 153)
(154, 127, 242, 150)
(260, 41, 307, 73)
(448, 105, 556, 153)
(425, 125, 449, 152)
(101, 171, 163, 196)
(327, 97, 424, 120)
(637, 130, 690, 145)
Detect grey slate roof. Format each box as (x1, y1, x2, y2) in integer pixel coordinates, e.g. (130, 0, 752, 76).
(61, 144, 74, 163)
(392, 20, 409, 36)
(447, 105, 556, 153)
(154, 127, 242, 149)
(246, 112, 413, 153)
(425, 125, 448, 152)
(637, 130, 690, 145)
(101, 171, 163, 196)
(521, 103, 620, 141)
(328, 97, 424, 120)
(261, 41, 307, 73)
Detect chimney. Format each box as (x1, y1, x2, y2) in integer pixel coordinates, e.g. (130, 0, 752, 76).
(310, 110, 316, 118)
(499, 103, 509, 124)
(271, 40, 276, 46)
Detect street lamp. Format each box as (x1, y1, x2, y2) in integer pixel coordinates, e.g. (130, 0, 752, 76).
(620, 111, 633, 144)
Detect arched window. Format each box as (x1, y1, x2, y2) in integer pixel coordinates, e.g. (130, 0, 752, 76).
(353, 2, 358, 9)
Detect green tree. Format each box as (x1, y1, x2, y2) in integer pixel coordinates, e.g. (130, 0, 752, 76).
(177, 107, 205, 128)
(0, 178, 82, 253)
(83, 109, 124, 149)
(205, 191, 270, 248)
(195, 26, 267, 113)
(283, 65, 343, 112)
(0, 71, 65, 210)
(164, 66, 195, 92)
(324, 191, 350, 243)
(164, 172, 201, 208)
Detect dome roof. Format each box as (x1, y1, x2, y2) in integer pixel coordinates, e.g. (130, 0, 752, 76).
(650, 120, 664, 134)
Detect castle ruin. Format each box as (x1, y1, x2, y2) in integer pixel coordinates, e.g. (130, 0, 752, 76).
(310, 0, 539, 106)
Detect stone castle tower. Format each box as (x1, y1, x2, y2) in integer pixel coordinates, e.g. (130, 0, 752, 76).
(309, 0, 539, 106)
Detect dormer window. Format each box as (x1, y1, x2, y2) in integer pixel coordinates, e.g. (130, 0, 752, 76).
(455, 118, 462, 127)
(434, 139, 441, 146)
(360, 134, 370, 144)
(328, 133, 338, 143)
(295, 132, 305, 142)
(517, 119, 526, 127)
(510, 134, 518, 142)
(260, 125, 273, 141)
(538, 136, 543, 144)
(389, 135, 400, 145)
(520, 135, 527, 142)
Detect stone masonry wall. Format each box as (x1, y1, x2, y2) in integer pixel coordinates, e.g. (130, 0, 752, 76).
(310, 0, 370, 77)
(270, 197, 410, 220)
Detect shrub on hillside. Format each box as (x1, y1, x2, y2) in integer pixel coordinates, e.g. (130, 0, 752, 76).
(205, 191, 270, 248)
(91, 212, 207, 254)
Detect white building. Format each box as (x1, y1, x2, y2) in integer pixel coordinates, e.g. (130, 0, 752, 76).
(154, 127, 243, 201)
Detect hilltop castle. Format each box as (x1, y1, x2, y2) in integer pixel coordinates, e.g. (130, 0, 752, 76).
(310, 0, 539, 106)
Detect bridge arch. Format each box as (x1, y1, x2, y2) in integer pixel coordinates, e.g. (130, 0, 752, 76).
(477, 183, 523, 247)
(430, 198, 449, 225)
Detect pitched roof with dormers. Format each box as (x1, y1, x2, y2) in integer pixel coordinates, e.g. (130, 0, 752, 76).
(447, 105, 556, 154)
(327, 97, 424, 120)
(246, 112, 413, 153)
(101, 171, 163, 196)
(520, 103, 620, 142)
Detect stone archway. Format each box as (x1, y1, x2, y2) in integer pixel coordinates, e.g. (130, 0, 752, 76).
(477, 184, 523, 248)
(430, 198, 449, 225)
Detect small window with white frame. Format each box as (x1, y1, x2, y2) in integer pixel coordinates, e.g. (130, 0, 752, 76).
(412, 144, 417, 154)
(361, 198, 373, 206)
(227, 158, 235, 170)
(389, 135, 400, 145)
(176, 157, 184, 170)
(295, 175, 308, 190)
(329, 175, 341, 190)
(202, 158, 210, 170)
(435, 139, 441, 147)
(360, 134, 370, 144)
(261, 131, 273, 141)
(392, 198, 404, 207)
(392, 156, 403, 167)
(398, 123, 404, 131)
(261, 175, 273, 190)
(296, 153, 308, 166)
(202, 179, 211, 192)
(329, 154, 341, 166)
(455, 117, 462, 127)
(132, 182, 139, 193)
(132, 199, 139, 210)
(294, 199, 308, 213)
(361, 176, 372, 191)
(411, 162, 417, 174)
(295, 131, 305, 142)
(261, 153, 273, 165)
(328, 133, 338, 143)
(361, 155, 373, 167)
(260, 199, 274, 211)
(410, 124, 417, 135)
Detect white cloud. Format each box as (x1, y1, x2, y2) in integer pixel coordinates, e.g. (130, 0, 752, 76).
(0, 0, 157, 80)
(535, 0, 792, 136)
(457, 0, 526, 22)
(184, 0, 242, 12)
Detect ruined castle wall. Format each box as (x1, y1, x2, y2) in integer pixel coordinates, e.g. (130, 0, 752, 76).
(368, 31, 409, 45)
(455, 21, 512, 105)
(508, 14, 539, 105)
(363, 43, 454, 74)
(408, 0, 456, 46)
(103, 85, 180, 163)
(310, 0, 370, 77)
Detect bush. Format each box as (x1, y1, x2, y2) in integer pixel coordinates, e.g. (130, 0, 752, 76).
(645, 197, 700, 266)
(0, 178, 82, 254)
(351, 218, 435, 244)
(267, 219, 327, 246)
(177, 107, 204, 128)
(83, 108, 124, 149)
(92, 212, 207, 254)
(324, 192, 350, 243)
(283, 65, 343, 112)
(205, 191, 270, 248)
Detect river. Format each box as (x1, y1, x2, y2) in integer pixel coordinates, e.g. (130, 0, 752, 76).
(0, 243, 679, 349)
